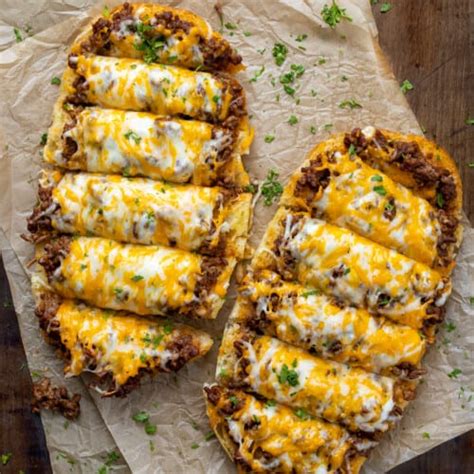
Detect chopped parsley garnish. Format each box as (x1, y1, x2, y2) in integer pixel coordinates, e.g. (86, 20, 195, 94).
(373, 185, 387, 196)
(348, 144, 356, 156)
(318, 57, 327, 65)
(272, 43, 288, 66)
(124, 130, 142, 144)
(229, 395, 239, 407)
(294, 408, 310, 420)
(145, 423, 157, 435)
(310, 126, 317, 135)
(422, 432, 430, 439)
(56, 453, 76, 465)
(371, 174, 383, 182)
(244, 183, 257, 194)
(224, 22, 237, 30)
(448, 368, 462, 379)
(40, 133, 48, 146)
(97, 450, 120, 474)
(339, 99, 362, 109)
(13, 28, 23, 42)
(280, 72, 295, 84)
(261, 169, 283, 206)
(295, 34, 307, 42)
(51, 76, 61, 86)
(341, 75, 348, 81)
(288, 115, 298, 125)
(265, 399, 277, 408)
(163, 321, 173, 334)
(469, 297, 474, 306)
(113, 287, 123, 296)
(218, 368, 228, 379)
(384, 202, 395, 212)
(343, 267, 351, 275)
(321, 1, 353, 29)
(378, 295, 391, 306)
(444, 321, 456, 333)
(278, 363, 299, 387)
(264, 134, 275, 143)
(400, 79, 414, 94)
(250, 65, 265, 82)
(191, 442, 200, 449)
(133, 411, 150, 423)
(302, 289, 320, 297)
(283, 84, 295, 96)
(291, 64, 305, 77)
(131, 274, 144, 282)
(204, 431, 216, 441)
(133, 411, 156, 435)
(133, 21, 165, 64)
(1, 453, 12, 465)
(80, 264, 87, 271)
(243, 31, 252, 37)
(436, 192, 445, 208)
(380, 2, 393, 13)
(102, 6, 111, 18)
(212, 95, 220, 104)
(324, 123, 333, 131)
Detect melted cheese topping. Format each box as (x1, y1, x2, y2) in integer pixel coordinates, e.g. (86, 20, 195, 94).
(206, 386, 357, 473)
(283, 215, 450, 329)
(238, 335, 397, 433)
(56, 300, 212, 386)
(106, 4, 212, 69)
(73, 55, 233, 121)
(286, 152, 440, 266)
(60, 108, 232, 183)
(50, 237, 202, 315)
(49, 172, 221, 251)
(243, 272, 425, 373)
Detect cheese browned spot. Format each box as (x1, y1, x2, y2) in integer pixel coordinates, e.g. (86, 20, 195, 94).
(37, 236, 235, 319)
(35, 293, 212, 396)
(204, 384, 369, 474)
(240, 270, 426, 376)
(28, 171, 251, 257)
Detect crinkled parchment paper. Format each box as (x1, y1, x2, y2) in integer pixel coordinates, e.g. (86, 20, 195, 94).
(0, 1, 472, 472)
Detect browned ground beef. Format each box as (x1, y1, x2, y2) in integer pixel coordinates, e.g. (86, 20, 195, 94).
(32, 378, 81, 420)
(164, 335, 200, 371)
(26, 185, 56, 237)
(37, 236, 71, 279)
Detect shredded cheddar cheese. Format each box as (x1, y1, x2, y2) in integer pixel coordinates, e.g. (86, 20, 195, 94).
(205, 385, 364, 473)
(234, 335, 397, 433)
(242, 270, 426, 373)
(284, 151, 441, 266)
(50, 237, 201, 315)
(60, 108, 233, 183)
(47, 172, 220, 251)
(255, 210, 451, 329)
(56, 300, 212, 386)
(71, 55, 234, 121)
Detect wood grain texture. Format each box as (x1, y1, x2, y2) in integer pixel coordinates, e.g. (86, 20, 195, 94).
(0, 255, 52, 474)
(0, 0, 472, 472)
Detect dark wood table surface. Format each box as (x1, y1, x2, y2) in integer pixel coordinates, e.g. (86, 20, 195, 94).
(1, 1, 473, 472)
